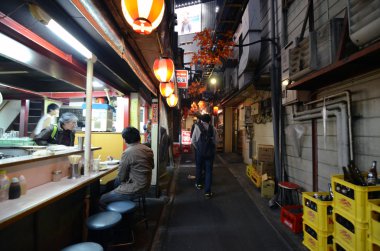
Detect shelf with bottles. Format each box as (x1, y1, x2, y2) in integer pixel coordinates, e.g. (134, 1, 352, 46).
(302, 192, 334, 233)
(333, 211, 368, 251)
(302, 222, 333, 251)
(332, 174, 380, 223)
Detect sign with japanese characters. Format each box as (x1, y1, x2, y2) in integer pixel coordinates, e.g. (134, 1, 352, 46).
(176, 70, 188, 89)
(181, 130, 191, 145)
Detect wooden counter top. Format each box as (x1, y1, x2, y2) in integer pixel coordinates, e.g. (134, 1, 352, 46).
(0, 165, 118, 229)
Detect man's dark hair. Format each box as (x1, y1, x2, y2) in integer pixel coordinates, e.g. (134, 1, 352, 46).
(47, 103, 59, 113)
(122, 127, 141, 144)
(201, 114, 211, 123)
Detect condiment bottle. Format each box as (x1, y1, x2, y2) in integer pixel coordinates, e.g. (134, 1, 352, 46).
(0, 170, 10, 202)
(9, 177, 21, 199)
(19, 175, 27, 195)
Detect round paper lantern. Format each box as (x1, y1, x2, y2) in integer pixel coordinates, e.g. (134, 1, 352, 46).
(166, 93, 178, 107)
(121, 0, 165, 35)
(213, 106, 219, 115)
(159, 82, 174, 97)
(153, 57, 175, 83)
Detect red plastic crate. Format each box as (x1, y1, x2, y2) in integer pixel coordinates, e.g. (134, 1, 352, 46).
(281, 205, 303, 233)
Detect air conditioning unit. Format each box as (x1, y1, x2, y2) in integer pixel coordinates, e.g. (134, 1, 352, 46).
(289, 32, 317, 81)
(316, 18, 344, 68)
(348, 0, 380, 46)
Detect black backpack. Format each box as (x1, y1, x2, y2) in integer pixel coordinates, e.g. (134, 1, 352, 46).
(196, 123, 215, 159)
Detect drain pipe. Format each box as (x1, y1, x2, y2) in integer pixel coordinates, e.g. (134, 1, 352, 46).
(293, 105, 349, 167)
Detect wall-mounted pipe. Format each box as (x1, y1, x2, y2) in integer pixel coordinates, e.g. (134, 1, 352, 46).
(293, 103, 349, 167)
(293, 101, 352, 161)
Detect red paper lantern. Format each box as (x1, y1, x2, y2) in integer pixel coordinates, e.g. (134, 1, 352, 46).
(213, 106, 219, 115)
(153, 57, 175, 83)
(121, 0, 165, 35)
(166, 93, 178, 107)
(159, 82, 174, 97)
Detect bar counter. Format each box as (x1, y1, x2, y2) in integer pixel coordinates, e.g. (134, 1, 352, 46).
(0, 165, 117, 229)
(0, 146, 120, 251)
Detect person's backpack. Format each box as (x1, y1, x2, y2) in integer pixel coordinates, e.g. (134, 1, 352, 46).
(196, 123, 215, 159)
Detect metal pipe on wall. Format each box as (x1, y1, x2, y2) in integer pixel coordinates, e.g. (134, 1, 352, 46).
(293, 103, 349, 168)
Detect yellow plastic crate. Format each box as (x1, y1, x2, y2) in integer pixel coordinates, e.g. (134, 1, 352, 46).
(333, 210, 368, 251)
(302, 222, 333, 251)
(250, 168, 262, 188)
(332, 175, 380, 223)
(302, 192, 334, 233)
(369, 199, 380, 244)
(367, 238, 380, 251)
(246, 165, 253, 177)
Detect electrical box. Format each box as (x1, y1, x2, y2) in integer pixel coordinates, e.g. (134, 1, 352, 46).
(282, 84, 310, 106)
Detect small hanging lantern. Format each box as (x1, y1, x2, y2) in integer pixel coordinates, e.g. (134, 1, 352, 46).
(153, 57, 175, 83)
(159, 82, 175, 97)
(166, 93, 178, 107)
(121, 0, 165, 35)
(213, 106, 219, 116)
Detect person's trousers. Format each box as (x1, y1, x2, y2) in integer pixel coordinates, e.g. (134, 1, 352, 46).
(196, 154, 214, 193)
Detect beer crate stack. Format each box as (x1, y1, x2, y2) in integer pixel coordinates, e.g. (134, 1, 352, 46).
(331, 175, 380, 251)
(368, 199, 380, 251)
(302, 192, 333, 251)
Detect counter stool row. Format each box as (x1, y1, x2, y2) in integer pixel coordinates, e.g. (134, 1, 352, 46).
(61, 199, 139, 251)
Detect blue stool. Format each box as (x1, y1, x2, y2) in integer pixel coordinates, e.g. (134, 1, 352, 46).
(86, 211, 122, 249)
(106, 201, 137, 246)
(61, 242, 103, 251)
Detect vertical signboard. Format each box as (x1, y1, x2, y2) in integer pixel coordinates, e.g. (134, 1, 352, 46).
(176, 70, 189, 89)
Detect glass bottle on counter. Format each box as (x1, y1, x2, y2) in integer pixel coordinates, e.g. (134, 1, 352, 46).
(0, 170, 10, 202)
(19, 175, 27, 195)
(9, 177, 21, 200)
(367, 161, 378, 186)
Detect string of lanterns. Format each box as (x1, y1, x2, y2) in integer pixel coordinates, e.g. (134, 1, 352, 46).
(121, 0, 178, 107)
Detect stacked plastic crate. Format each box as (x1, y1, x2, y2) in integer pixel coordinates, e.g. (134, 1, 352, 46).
(368, 200, 380, 251)
(331, 175, 380, 251)
(302, 192, 334, 251)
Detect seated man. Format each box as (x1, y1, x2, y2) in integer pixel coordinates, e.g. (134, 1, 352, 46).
(34, 112, 78, 146)
(100, 127, 154, 207)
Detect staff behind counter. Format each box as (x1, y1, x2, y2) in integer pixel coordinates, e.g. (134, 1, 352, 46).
(33, 112, 78, 146)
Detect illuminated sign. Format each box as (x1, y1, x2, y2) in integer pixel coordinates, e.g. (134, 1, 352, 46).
(176, 70, 188, 89)
(175, 5, 201, 35)
(181, 130, 191, 145)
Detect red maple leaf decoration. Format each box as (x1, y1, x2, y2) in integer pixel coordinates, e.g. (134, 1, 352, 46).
(191, 28, 235, 67)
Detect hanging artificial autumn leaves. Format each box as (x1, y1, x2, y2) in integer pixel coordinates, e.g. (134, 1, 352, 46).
(191, 28, 235, 67)
(187, 80, 206, 97)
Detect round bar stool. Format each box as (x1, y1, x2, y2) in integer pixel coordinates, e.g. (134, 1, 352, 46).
(61, 242, 103, 251)
(86, 211, 122, 249)
(106, 201, 137, 246)
(277, 181, 301, 206)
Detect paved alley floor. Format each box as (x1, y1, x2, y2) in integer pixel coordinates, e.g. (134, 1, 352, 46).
(152, 153, 306, 251)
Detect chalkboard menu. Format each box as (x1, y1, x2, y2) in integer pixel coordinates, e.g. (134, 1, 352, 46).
(59, 106, 85, 128)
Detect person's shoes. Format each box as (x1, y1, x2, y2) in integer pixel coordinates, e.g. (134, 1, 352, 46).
(205, 192, 214, 199)
(195, 184, 203, 190)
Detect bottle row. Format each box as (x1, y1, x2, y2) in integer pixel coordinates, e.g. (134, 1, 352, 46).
(343, 160, 378, 186)
(0, 170, 27, 202)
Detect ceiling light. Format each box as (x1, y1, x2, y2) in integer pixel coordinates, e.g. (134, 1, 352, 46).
(0, 34, 32, 63)
(29, 3, 92, 59)
(92, 80, 103, 87)
(46, 20, 92, 59)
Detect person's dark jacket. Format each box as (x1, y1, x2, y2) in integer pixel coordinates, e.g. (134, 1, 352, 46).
(34, 125, 75, 146)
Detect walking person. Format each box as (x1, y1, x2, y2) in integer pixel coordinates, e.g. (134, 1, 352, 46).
(191, 114, 218, 198)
